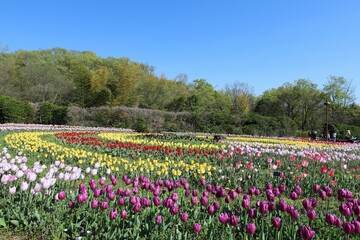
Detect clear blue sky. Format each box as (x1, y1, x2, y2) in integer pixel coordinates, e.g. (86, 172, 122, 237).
(1, 0, 359, 103)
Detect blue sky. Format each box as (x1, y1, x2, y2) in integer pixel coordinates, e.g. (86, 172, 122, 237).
(1, 0, 359, 103)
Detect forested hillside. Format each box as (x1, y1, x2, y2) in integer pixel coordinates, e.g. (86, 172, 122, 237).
(1, 47, 359, 137)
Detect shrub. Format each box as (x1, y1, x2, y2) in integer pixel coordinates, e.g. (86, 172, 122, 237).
(0, 95, 35, 123)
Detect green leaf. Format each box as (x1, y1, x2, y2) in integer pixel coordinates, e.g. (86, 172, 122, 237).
(0, 218, 7, 228)
(10, 220, 19, 227)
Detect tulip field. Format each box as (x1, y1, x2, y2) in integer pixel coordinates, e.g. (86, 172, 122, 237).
(0, 124, 359, 239)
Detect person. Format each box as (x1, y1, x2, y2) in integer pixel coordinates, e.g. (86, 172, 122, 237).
(332, 132, 337, 142)
(345, 130, 352, 140)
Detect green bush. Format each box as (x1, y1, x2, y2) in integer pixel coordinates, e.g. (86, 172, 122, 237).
(37, 102, 68, 125)
(0, 95, 35, 123)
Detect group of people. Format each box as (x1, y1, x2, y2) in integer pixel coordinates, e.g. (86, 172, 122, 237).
(308, 129, 352, 142)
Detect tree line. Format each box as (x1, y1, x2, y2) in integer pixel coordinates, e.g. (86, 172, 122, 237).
(0, 47, 359, 137)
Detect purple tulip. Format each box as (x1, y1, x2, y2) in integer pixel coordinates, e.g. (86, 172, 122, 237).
(266, 190, 275, 202)
(294, 185, 302, 196)
(200, 178, 206, 186)
(132, 203, 141, 212)
(268, 201, 276, 212)
(185, 190, 191, 197)
(206, 184, 213, 192)
(342, 222, 355, 235)
(307, 209, 316, 220)
(325, 213, 336, 225)
(339, 204, 352, 217)
(249, 208, 257, 219)
(242, 196, 250, 209)
(279, 199, 288, 212)
(300, 225, 316, 240)
(193, 223, 202, 234)
(208, 205, 215, 215)
(118, 197, 125, 206)
(121, 210, 127, 219)
(181, 212, 188, 223)
(171, 192, 178, 202)
(302, 199, 312, 210)
(192, 189, 199, 197)
(319, 190, 327, 200)
(91, 199, 99, 209)
(290, 192, 299, 200)
(310, 197, 317, 208)
(68, 201, 75, 209)
(152, 196, 161, 206)
(335, 217, 343, 227)
(200, 196, 209, 206)
(100, 201, 108, 210)
(352, 220, 360, 234)
(57, 191, 66, 200)
(213, 201, 220, 210)
(259, 201, 269, 215)
(170, 204, 180, 215)
(313, 184, 320, 193)
(236, 186, 242, 193)
(229, 215, 238, 226)
(290, 208, 299, 220)
(246, 223, 256, 235)
(229, 190, 237, 200)
(272, 187, 280, 197)
(225, 195, 231, 203)
(279, 184, 286, 193)
(272, 217, 281, 229)
(155, 215, 162, 225)
(109, 209, 117, 220)
(107, 191, 115, 201)
(218, 212, 229, 224)
(191, 197, 198, 205)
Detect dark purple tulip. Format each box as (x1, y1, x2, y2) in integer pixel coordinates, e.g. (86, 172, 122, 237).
(353, 205, 360, 215)
(68, 201, 75, 209)
(290, 208, 299, 220)
(272, 187, 280, 197)
(246, 223, 256, 235)
(124, 188, 131, 196)
(248, 186, 256, 195)
(200, 196, 209, 206)
(255, 189, 261, 196)
(130, 196, 140, 205)
(338, 189, 347, 201)
(225, 195, 231, 203)
(107, 191, 115, 201)
(153, 196, 161, 206)
(91, 199, 99, 209)
(93, 188, 101, 198)
(259, 201, 269, 215)
(171, 192, 179, 202)
(58, 191, 66, 200)
(185, 190, 191, 197)
(181, 212, 188, 222)
(106, 185, 113, 192)
(340, 204, 352, 217)
(313, 184, 320, 193)
(352, 220, 360, 234)
(265, 183, 273, 190)
(294, 185, 302, 196)
(268, 201, 276, 212)
(132, 203, 141, 212)
(249, 208, 257, 219)
(242, 196, 251, 209)
(342, 222, 355, 235)
(121, 175, 128, 182)
(206, 184, 213, 192)
(141, 197, 151, 208)
(279, 199, 288, 212)
(302, 199, 312, 210)
(335, 217, 343, 227)
(326, 213, 336, 225)
(216, 188, 227, 198)
(121, 210, 127, 219)
(200, 178, 206, 186)
(236, 186, 242, 193)
(322, 185, 333, 197)
(110, 175, 116, 182)
(100, 201, 108, 210)
(153, 187, 160, 196)
(79, 183, 86, 192)
(310, 197, 317, 208)
(191, 197, 198, 205)
(279, 184, 286, 193)
(192, 189, 199, 197)
(100, 178, 106, 185)
(193, 223, 202, 234)
(163, 198, 174, 208)
(117, 187, 123, 196)
(203, 191, 209, 198)
(90, 182, 96, 190)
(266, 190, 275, 202)
(218, 212, 229, 224)
(155, 215, 162, 225)
(170, 204, 180, 215)
(300, 225, 316, 240)
(229, 190, 237, 200)
(319, 190, 327, 200)
(272, 217, 281, 229)
(118, 197, 125, 206)
(346, 190, 353, 199)
(100, 187, 106, 195)
(132, 187, 139, 194)
(213, 201, 220, 210)
(109, 209, 117, 220)
(229, 215, 238, 226)
(290, 192, 298, 200)
(125, 178, 131, 185)
(208, 205, 215, 215)
(307, 210, 316, 220)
